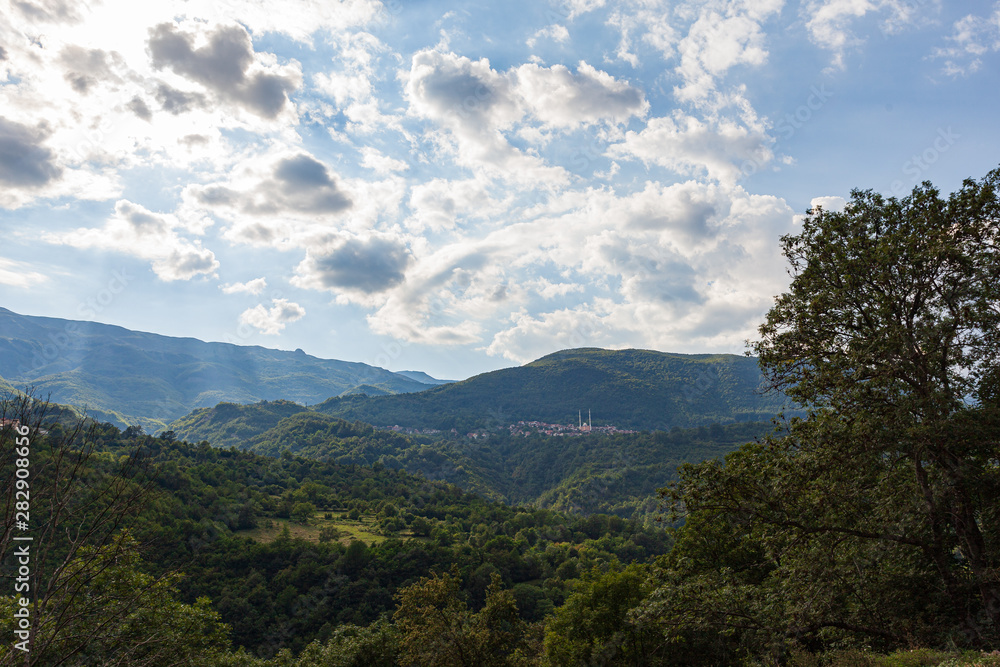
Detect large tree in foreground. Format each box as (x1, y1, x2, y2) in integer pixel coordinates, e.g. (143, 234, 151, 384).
(646, 168, 1000, 657)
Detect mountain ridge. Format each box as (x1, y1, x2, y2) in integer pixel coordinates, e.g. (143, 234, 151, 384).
(311, 346, 793, 432)
(0, 307, 439, 430)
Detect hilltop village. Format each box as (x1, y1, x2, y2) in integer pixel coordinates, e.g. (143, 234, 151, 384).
(384, 411, 637, 439)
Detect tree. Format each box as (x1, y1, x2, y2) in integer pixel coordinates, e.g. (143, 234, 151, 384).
(0, 392, 230, 665)
(649, 169, 1000, 655)
(290, 501, 316, 524)
(0, 532, 230, 666)
(544, 563, 661, 667)
(753, 170, 1000, 640)
(393, 568, 533, 667)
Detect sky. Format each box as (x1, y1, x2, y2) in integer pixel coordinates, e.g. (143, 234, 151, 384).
(1, 0, 998, 381)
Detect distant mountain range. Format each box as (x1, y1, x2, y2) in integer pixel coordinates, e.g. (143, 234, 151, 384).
(311, 347, 794, 432)
(1, 308, 796, 434)
(0, 307, 447, 430)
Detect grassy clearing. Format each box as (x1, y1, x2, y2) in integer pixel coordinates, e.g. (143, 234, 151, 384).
(238, 511, 416, 546)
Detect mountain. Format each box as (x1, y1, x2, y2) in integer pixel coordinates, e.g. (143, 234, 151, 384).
(170, 401, 770, 518)
(312, 347, 794, 432)
(394, 370, 453, 385)
(0, 307, 436, 430)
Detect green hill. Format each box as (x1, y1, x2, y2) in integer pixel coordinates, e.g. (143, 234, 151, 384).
(0, 307, 438, 431)
(12, 399, 672, 658)
(313, 347, 792, 432)
(170, 401, 771, 518)
(167, 399, 309, 448)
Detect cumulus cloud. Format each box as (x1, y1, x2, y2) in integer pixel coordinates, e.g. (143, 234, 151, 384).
(609, 112, 772, 184)
(221, 277, 267, 295)
(405, 49, 562, 183)
(809, 195, 847, 212)
(404, 49, 643, 183)
(406, 49, 522, 131)
(293, 234, 412, 297)
(239, 298, 305, 334)
(514, 61, 647, 129)
(147, 21, 301, 118)
(185, 152, 353, 246)
(0, 118, 63, 188)
(485, 307, 619, 364)
(45, 200, 219, 281)
(127, 96, 153, 121)
(355, 180, 795, 361)
(154, 83, 208, 115)
(674, 6, 778, 103)
(59, 46, 128, 94)
(480, 185, 795, 362)
(360, 146, 409, 174)
(407, 177, 498, 232)
(199, 153, 351, 215)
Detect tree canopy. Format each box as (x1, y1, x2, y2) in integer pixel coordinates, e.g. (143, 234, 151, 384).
(647, 168, 1000, 659)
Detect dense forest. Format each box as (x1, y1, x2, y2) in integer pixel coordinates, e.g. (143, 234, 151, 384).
(0, 396, 672, 664)
(309, 348, 792, 432)
(171, 400, 769, 517)
(4, 170, 1000, 666)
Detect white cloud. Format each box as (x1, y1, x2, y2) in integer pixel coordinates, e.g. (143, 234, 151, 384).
(514, 61, 647, 129)
(0, 117, 63, 190)
(609, 112, 773, 184)
(360, 146, 409, 174)
(404, 49, 564, 184)
(564, 0, 607, 19)
(0, 256, 49, 288)
(932, 4, 1000, 76)
(485, 306, 619, 363)
(292, 232, 413, 303)
(239, 298, 306, 334)
(0, 4, 328, 211)
(802, 0, 930, 69)
(44, 200, 219, 281)
(526, 24, 570, 49)
(184, 151, 353, 248)
(479, 184, 796, 363)
(810, 195, 847, 212)
(407, 177, 499, 232)
(147, 21, 302, 119)
(311, 30, 404, 135)
(221, 277, 267, 295)
(347, 180, 794, 361)
(403, 49, 644, 185)
(674, 6, 777, 103)
(405, 49, 523, 131)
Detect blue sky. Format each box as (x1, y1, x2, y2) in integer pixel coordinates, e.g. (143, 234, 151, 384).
(1, 0, 998, 381)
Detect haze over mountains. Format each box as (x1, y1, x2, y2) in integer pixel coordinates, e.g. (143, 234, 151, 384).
(0, 307, 794, 433)
(0, 307, 444, 430)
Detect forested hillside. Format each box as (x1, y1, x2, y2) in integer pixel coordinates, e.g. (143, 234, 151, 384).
(0, 397, 671, 662)
(0, 307, 438, 431)
(170, 399, 768, 517)
(313, 348, 792, 432)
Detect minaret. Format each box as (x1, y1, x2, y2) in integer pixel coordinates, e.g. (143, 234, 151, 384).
(579, 410, 582, 429)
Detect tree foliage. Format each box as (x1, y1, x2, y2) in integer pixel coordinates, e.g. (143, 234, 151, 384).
(393, 568, 532, 667)
(646, 168, 1000, 659)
